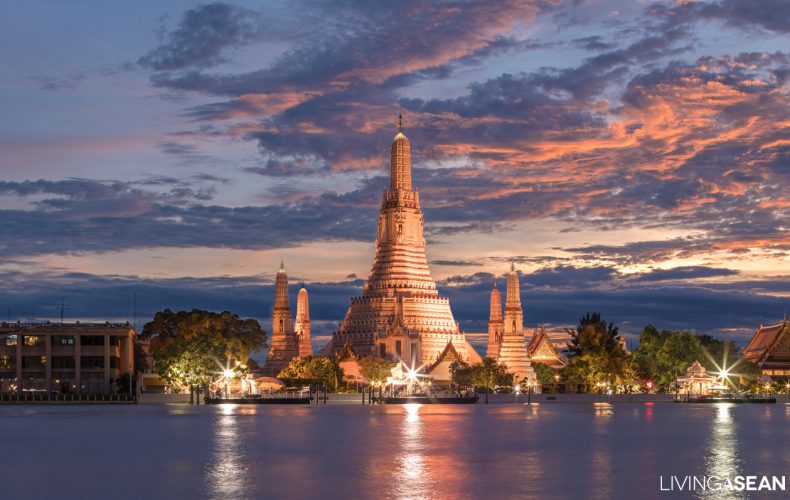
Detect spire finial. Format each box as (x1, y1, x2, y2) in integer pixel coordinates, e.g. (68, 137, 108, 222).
(279, 258, 284, 270)
(493, 276, 497, 288)
(510, 261, 515, 272)
(398, 113, 403, 132)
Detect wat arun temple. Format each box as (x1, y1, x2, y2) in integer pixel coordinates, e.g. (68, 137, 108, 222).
(264, 119, 565, 383)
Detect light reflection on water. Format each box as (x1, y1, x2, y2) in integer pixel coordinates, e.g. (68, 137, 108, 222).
(6, 401, 789, 499)
(395, 404, 431, 499)
(701, 404, 742, 500)
(208, 404, 249, 499)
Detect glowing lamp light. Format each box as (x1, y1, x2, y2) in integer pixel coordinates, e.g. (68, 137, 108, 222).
(646, 381, 653, 389)
(718, 369, 729, 378)
(223, 369, 234, 379)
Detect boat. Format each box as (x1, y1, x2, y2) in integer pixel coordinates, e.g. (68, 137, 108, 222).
(205, 395, 312, 405)
(383, 395, 479, 404)
(675, 392, 776, 404)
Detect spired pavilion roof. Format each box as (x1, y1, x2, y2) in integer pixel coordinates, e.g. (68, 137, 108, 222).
(743, 317, 790, 366)
(526, 326, 566, 368)
(336, 340, 359, 362)
(676, 360, 717, 383)
(427, 340, 463, 372)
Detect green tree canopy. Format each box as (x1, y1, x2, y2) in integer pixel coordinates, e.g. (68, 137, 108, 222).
(471, 358, 513, 390)
(449, 359, 472, 387)
(142, 309, 267, 389)
(358, 356, 396, 384)
(632, 326, 763, 391)
(531, 362, 556, 386)
(278, 355, 344, 391)
(563, 313, 632, 391)
(567, 312, 620, 355)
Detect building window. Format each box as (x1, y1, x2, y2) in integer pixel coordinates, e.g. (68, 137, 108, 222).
(22, 356, 46, 369)
(24, 336, 43, 346)
(379, 344, 386, 358)
(110, 357, 120, 369)
(52, 356, 76, 369)
(80, 356, 104, 369)
(395, 340, 402, 357)
(0, 355, 14, 369)
(81, 335, 105, 346)
(52, 335, 75, 346)
(4, 335, 17, 346)
(411, 343, 418, 365)
(109, 336, 120, 346)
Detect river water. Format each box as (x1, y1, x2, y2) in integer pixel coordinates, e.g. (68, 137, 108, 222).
(2, 401, 789, 499)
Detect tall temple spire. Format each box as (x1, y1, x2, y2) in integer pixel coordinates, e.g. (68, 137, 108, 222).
(487, 277, 503, 359)
(295, 285, 312, 356)
(390, 119, 412, 192)
(327, 121, 481, 367)
(262, 261, 299, 376)
(498, 264, 533, 382)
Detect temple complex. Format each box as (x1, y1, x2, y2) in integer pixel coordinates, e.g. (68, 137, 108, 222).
(322, 118, 481, 368)
(262, 262, 311, 376)
(489, 265, 535, 382)
(743, 316, 790, 382)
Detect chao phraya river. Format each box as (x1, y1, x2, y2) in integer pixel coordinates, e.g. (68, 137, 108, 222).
(2, 400, 789, 499)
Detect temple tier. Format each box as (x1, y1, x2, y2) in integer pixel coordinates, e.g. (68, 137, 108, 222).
(324, 123, 481, 367)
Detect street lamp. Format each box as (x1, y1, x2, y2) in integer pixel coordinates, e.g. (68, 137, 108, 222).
(553, 374, 560, 393)
(223, 368, 234, 399)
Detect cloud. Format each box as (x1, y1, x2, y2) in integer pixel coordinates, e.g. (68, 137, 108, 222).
(138, 3, 266, 70)
(29, 73, 86, 91)
(2, 268, 786, 347)
(630, 266, 739, 282)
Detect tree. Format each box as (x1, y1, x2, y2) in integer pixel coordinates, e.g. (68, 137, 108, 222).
(470, 357, 513, 403)
(563, 313, 631, 392)
(531, 362, 555, 386)
(567, 312, 620, 354)
(632, 326, 763, 392)
(142, 309, 267, 402)
(449, 360, 472, 388)
(278, 355, 344, 391)
(358, 356, 396, 384)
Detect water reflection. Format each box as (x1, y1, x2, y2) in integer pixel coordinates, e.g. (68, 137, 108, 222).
(590, 403, 613, 499)
(394, 404, 432, 499)
(208, 405, 248, 498)
(702, 404, 742, 500)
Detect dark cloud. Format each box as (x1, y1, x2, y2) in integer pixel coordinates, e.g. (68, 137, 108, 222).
(138, 3, 266, 70)
(654, 0, 790, 35)
(29, 73, 85, 91)
(631, 266, 739, 282)
(4, 268, 785, 348)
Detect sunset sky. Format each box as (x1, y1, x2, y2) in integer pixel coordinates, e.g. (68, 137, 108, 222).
(1, 1, 788, 350)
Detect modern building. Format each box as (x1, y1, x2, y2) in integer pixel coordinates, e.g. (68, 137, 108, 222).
(743, 316, 790, 382)
(321, 118, 481, 367)
(0, 322, 135, 395)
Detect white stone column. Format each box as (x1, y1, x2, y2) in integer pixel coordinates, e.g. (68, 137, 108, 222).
(15, 333, 22, 395)
(103, 335, 111, 394)
(74, 335, 81, 395)
(45, 335, 52, 395)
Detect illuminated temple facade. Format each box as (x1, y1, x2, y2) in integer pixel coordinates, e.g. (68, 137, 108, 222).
(262, 262, 312, 376)
(487, 265, 536, 383)
(321, 121, 481, 368)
